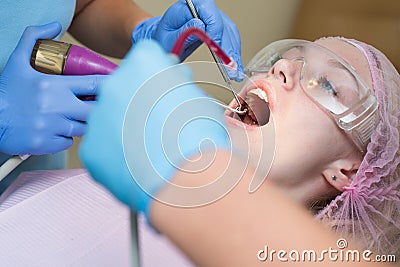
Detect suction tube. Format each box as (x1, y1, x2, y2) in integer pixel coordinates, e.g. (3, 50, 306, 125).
(171, 27, 233, 66)
(31, 39, 117, 75)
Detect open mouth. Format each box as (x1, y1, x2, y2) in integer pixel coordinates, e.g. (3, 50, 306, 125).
(229, 87, 270, 127)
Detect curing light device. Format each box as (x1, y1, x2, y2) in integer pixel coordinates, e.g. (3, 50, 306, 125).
(0, 41, 119, 182)
(31, 39, 117, 76)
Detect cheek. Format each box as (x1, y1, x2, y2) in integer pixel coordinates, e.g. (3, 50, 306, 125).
(274, 94, 322, 141)
(275, 106, 336, 152)
(272, 96, 340, 174)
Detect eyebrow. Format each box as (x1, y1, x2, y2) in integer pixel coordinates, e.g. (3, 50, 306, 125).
(327, 59, 350, 72)
(294, 46, 360, 89)
(327, 59, 359, 89)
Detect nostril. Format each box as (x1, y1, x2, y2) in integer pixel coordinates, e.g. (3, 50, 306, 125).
(270, 65, 287, 83)
(279, 71, 287, 83)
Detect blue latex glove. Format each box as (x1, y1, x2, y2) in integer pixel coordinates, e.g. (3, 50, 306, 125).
(131, 0, 243, 81)
(80, 40, 230, 219)
(0, 22, 103, 155)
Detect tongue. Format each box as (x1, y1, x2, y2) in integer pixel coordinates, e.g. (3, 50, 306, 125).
(245, 91, 270, 126)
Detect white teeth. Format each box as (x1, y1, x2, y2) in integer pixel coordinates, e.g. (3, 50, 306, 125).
(248, 88, 268, 103)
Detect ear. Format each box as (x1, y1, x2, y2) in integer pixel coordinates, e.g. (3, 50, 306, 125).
(322, 159, 360, 192)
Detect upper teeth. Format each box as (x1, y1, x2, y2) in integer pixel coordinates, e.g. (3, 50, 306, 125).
(248, 88, 268, 103)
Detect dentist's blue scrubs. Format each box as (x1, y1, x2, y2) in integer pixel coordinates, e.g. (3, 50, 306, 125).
(0, 0, 77, 193)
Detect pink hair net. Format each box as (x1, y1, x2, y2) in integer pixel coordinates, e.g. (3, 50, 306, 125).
(316, 37, 400, 258)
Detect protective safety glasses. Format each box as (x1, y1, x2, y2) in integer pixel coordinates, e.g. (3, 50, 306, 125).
(245, 39, 378, 152)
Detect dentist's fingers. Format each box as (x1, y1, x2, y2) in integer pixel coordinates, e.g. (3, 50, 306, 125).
(55, 75, 104, 97)
(57, 119, 87, 138)
(12, 22, 62, 64)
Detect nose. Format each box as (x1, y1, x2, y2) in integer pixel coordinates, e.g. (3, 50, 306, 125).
(269, 59, 302, 91)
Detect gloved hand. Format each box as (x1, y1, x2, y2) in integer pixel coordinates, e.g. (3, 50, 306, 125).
(0, 22, 103, 155)
(131, 0, 243, 81)
(80, 39, 230, 219)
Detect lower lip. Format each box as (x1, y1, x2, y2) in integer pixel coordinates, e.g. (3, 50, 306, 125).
(224, 112, 259, 129)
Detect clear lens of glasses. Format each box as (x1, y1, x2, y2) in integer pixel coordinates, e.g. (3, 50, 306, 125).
(245, 39, 378, 152)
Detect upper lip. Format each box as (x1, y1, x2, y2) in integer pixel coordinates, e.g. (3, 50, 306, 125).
(228, 78, 274, 111)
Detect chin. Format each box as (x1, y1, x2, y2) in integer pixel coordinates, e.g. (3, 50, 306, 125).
(226, 121, 275, 180)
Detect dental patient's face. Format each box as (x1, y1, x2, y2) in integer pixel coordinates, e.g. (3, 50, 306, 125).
(225, 39, 372, 187)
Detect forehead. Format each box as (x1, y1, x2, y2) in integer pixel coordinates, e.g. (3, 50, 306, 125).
(314, 39, 373, 89)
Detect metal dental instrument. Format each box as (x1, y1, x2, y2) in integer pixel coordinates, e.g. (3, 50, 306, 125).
(212, 99, 245, 114)
(185, 0, 246, 115)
